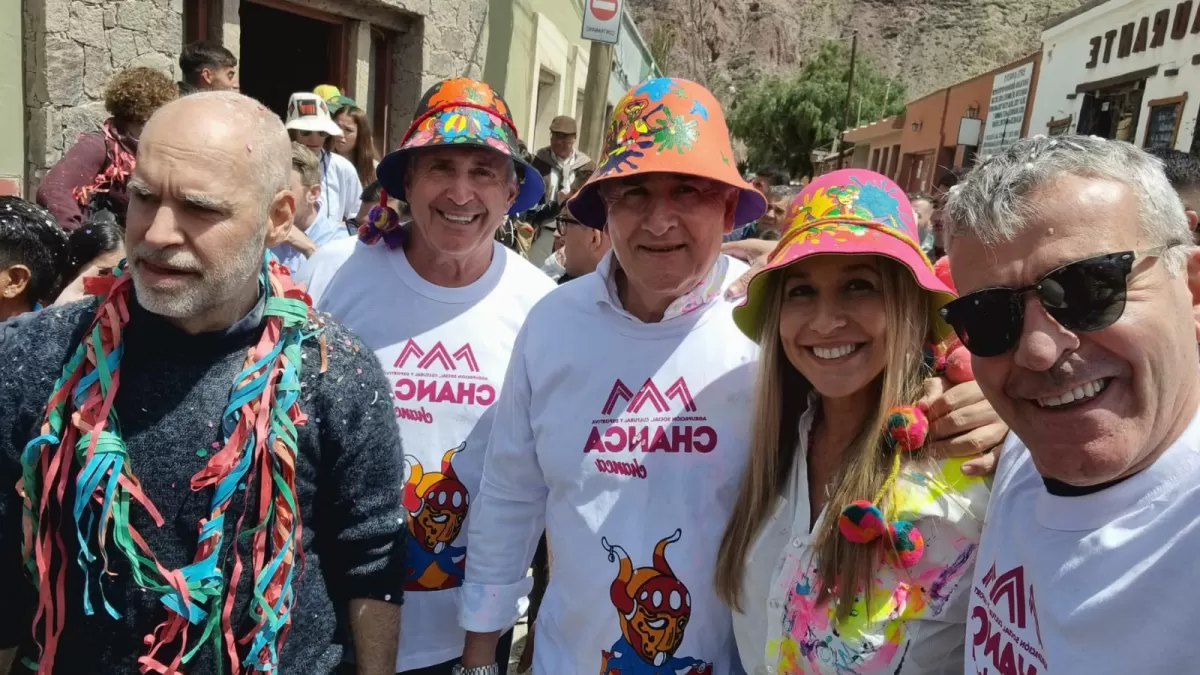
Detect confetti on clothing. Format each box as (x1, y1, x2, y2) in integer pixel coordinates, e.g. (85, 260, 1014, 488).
(752, 408, 990, 675)
(17, 255, 320, 674)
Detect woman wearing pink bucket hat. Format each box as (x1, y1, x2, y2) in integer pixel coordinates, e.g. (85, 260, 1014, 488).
(714, 169, 992, 674)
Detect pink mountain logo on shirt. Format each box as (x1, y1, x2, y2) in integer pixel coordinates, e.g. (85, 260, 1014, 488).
(970, 563, 1046, 675)
(387, 339, 494, 420)
(586, 376, 716, 465)
(392, 339, 481, 372)
(602, 377, 697, 415)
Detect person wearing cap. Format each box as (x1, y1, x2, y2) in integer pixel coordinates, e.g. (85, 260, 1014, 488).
(527, 115, 595, 266)
(284, 92, 362, 228)
(314, 84, 343, 102)
(297, 77, 555, 675)
(714, 169, 989, 674)
(455, 78, 1005, 675)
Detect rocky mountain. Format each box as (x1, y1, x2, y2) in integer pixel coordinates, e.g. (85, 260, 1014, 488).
(629, 0, 1089, 104)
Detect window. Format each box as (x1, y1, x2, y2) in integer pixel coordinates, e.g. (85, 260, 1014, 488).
(370, 27, 393, 154)
(1047, 115, 1073, 137)
(1144, 95, 1187, 149)
(533, 68, 561, 151)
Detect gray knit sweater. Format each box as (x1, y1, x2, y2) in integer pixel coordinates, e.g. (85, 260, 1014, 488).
(0, 294, 406, 673)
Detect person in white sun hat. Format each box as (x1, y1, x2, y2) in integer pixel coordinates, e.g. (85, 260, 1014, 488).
(285, 91, 362, 230)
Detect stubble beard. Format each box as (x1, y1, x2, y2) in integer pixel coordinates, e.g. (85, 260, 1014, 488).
(132, 225, 266, 320)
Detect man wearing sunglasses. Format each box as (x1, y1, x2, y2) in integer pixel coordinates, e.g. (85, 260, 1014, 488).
(554, 212, 610, 284)
(944, 135, 1200, 674)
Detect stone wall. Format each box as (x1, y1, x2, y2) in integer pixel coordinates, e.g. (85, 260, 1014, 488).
(25, 0, 183, 188)
(22, 0, 489, 193)
(389, 0, 489, 145)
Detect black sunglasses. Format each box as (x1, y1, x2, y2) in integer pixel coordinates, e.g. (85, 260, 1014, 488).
(939, 246, 1172, 357)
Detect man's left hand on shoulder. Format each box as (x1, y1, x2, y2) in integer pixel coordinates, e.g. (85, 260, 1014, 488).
(919, 376, 1008, 476)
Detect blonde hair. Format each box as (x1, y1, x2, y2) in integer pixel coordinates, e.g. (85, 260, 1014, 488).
(715, 257, 932, 619)
(290, 142, 320, 189)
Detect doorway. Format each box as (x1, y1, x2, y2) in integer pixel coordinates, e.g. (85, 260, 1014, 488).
(239, 0, 346, 120)
(1077, 81, 1145, 143)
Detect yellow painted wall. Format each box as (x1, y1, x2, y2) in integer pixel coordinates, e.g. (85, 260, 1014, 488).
(484, 0, 591, 152)
(0, 0, 24, 195)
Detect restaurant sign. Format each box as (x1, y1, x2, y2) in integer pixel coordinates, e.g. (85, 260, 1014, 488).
(1086, 1, 1200, 68)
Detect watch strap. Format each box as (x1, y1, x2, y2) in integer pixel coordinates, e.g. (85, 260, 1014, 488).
(451, 665, 499, 675)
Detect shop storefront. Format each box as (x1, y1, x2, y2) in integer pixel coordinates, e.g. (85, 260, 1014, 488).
(1029, 0, 1200, 151)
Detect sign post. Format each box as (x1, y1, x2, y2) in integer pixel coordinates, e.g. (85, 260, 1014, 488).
(579, 0, 623, 159)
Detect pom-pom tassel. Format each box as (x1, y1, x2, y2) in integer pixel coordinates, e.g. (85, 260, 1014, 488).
(884, 405, 929, 454)
(357, 189, 404, 249)
(836, 404, 929, 568)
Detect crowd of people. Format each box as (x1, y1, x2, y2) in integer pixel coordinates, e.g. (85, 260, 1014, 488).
(0, 37, 1199, 675)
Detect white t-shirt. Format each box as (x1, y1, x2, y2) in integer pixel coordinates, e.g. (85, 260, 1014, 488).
(318, 149, 362, 225)
(460, 253, 758, 674)
(735, 404, 988, 675)
(300, 237, 555, 671)
(966, 406, 1200, 674)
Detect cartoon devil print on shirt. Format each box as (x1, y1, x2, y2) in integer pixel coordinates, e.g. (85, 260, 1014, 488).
(599, 529, 712, 675)
(402, 442, 470, 591)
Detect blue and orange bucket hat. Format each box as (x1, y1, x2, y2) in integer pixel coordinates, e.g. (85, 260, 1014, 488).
(567, 77, 766, 229)
(732, 169, 955, 343)
(375, 78, 543, 215)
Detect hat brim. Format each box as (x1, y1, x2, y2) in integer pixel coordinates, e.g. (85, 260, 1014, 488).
(286, 118, 342, 136)
(567, 174, 767, 230)
(732, 221, 955, 343)
(377, 145, 543, 215)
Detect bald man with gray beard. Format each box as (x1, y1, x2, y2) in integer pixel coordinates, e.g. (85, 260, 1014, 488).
(0, 92, 405, 675)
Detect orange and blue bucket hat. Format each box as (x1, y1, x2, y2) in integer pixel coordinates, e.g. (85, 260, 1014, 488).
(567, 77, 766, 229)
(375, 78, 543, 214)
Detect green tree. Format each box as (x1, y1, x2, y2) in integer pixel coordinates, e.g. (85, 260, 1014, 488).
(728, 40, 906, 178)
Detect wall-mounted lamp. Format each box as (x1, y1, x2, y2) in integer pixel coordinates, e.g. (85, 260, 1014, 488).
(910, 121, 922, 132)
(1165, 67, 1180, 76)
(1066, 93, 1077, 100)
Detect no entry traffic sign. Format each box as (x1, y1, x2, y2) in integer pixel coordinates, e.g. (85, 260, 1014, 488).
(582, 0, 623, 44)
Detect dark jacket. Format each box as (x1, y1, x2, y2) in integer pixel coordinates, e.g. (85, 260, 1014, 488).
(36, 126, 136, 230)
(530, 147, 595, 201)
(0, 296, 406, 673)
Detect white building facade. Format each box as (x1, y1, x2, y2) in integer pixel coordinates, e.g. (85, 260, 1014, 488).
(1029, 0, 1200, 152)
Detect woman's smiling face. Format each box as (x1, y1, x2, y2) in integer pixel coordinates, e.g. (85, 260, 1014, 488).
(778, 254, 889, 399)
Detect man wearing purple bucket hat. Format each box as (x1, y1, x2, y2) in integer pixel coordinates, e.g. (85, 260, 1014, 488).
(456, 79, 1007, 675)
(298, 78, 555, 674)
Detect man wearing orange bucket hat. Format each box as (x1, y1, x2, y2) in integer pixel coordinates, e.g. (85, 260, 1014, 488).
(297, 78, 555, 674)
(456, 79, 1004, 675)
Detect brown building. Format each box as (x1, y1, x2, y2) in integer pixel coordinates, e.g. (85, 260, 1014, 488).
(836, 52, 1042, 192)
(842, 115, 903, 180)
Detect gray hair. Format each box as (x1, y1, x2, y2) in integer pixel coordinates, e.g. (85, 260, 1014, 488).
(946, 135, 1193, 274)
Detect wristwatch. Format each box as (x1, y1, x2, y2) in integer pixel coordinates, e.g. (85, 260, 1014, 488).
(451, 665, 499, 675)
